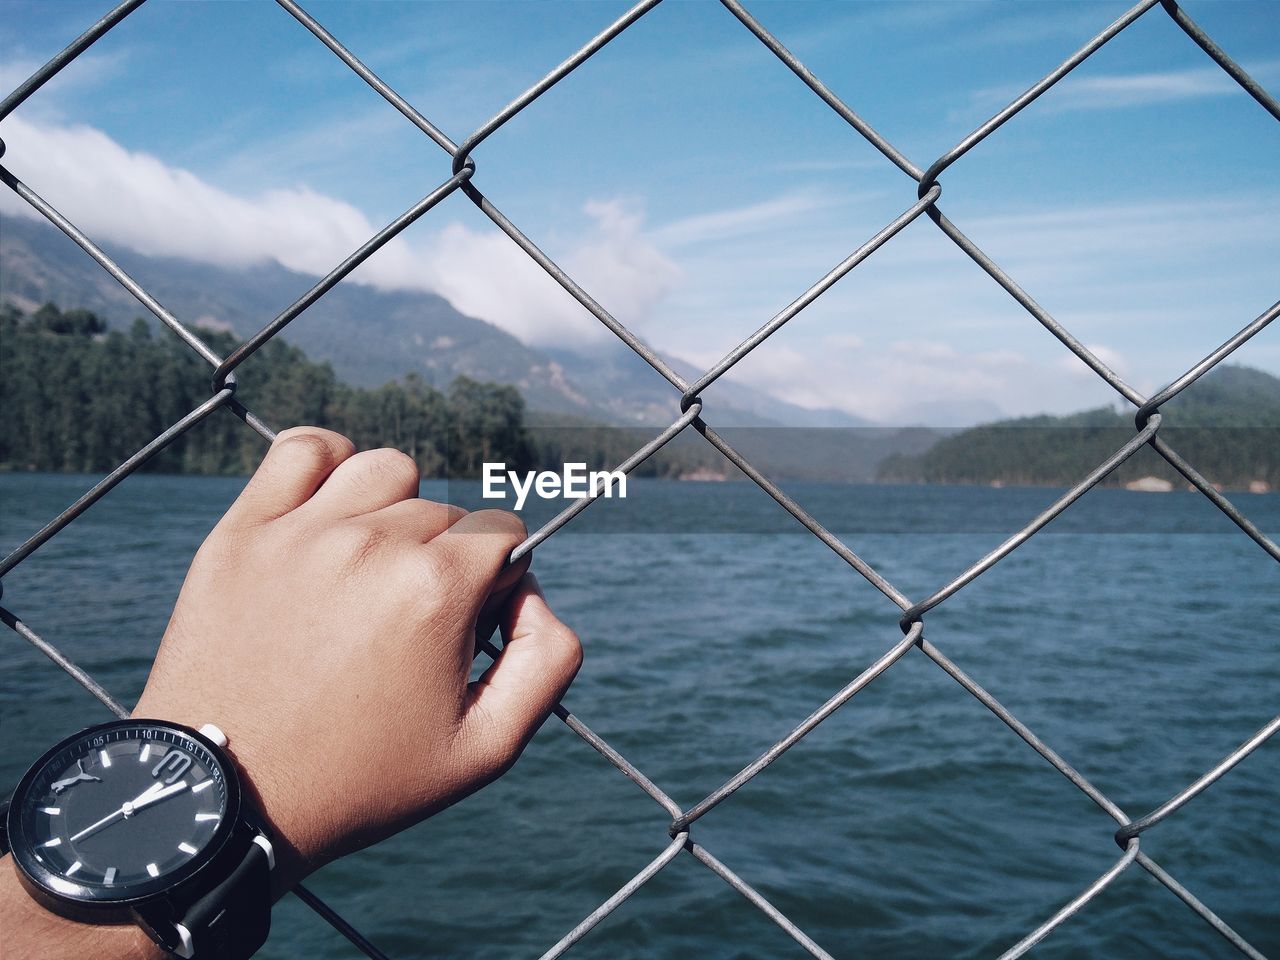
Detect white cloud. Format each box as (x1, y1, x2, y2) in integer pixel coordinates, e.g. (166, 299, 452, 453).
(967, 61, 1280, 115)
(413, 202, 681, 347)
(652, 191, 834, 247)
(775, 158, 887, 175)
(568, 200, 683, 329)
(721, 336, 1127, 426)
(0, 52, 129, 121)
(824, 333, 864, 351)
(1056, 343, 1131, 380)
(0, 58, 42, 99)
(0, 115, 680, 347)
(0, 114, 417, 274)
(1071, 67, 1237, 102)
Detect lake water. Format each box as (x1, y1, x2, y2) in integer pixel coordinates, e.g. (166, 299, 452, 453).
(1, 473, 1277, 960)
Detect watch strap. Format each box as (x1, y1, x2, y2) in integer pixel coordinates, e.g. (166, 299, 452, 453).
(139, 827, 272, 960)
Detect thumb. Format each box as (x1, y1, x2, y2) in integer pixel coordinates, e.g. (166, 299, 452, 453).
(456, 574, 582, 777)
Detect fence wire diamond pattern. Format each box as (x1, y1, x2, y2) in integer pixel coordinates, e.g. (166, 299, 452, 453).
(1, 1, 1277, 958)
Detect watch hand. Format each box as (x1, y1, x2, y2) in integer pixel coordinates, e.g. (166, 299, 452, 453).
(130, 779, 188, 811)
(125, 780, 168, 809)
(67, 781, 180, 843)
(69, 805, 127, 843)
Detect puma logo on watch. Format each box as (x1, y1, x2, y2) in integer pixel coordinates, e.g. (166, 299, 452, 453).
(51, 758, 103, 794)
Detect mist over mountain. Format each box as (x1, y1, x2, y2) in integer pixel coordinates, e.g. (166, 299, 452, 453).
(0, 214, 867, 429)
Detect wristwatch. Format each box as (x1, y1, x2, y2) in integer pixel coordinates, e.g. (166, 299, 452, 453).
(2, 718, 274, 959)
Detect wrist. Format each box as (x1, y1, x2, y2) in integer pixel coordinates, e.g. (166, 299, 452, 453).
(126, 702, 312, 900)
(1, 855, 166, 960)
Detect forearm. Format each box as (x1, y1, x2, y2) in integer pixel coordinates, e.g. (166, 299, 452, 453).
(0, 432, 580, 958)
(0, 855, 165, 960)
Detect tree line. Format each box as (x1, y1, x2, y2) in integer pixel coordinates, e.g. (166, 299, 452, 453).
(877, 366, 1280, 489)
(0, 303, 536, 477)
(0, 303, 721, 479)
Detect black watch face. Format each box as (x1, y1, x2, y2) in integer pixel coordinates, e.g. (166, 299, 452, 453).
(9, 720, 241, 904)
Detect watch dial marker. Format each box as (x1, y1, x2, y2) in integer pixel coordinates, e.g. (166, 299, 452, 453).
(104, 867, 117, 885)
(43, 838, 62, 848)
(41, 807, 60, 815)
(98, 749, 112, 769)
(191, 780, 213, 794)
(65, 861, 82, 877)
(139, 743, 151, 763)
(195, 813, 220, 822)
(178, 842, 198, 855)
(146, 863, 160, 878)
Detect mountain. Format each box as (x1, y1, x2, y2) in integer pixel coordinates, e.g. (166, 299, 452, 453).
(0, 214, 867, 429)
(878, 365, 1280, 489)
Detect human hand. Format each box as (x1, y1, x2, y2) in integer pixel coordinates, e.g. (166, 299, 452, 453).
(131, 427, 582, 892)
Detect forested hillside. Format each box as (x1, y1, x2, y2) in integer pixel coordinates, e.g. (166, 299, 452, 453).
(0, 303, 726, 479)
(878, 366, 1280, 489)
(0, 302, 529, 476)
(0, 304, 529, 478)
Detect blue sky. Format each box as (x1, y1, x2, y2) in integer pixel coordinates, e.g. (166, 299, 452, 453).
(2, 0, 1277, 424)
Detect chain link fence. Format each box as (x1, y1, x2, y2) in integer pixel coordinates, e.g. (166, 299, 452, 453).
(1, 0, 1277, 957)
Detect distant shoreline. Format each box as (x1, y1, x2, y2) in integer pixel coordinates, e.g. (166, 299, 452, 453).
(3, 466, 1273, 495)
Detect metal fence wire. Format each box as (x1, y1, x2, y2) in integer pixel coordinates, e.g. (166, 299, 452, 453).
(1, 0, 1278, 957)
